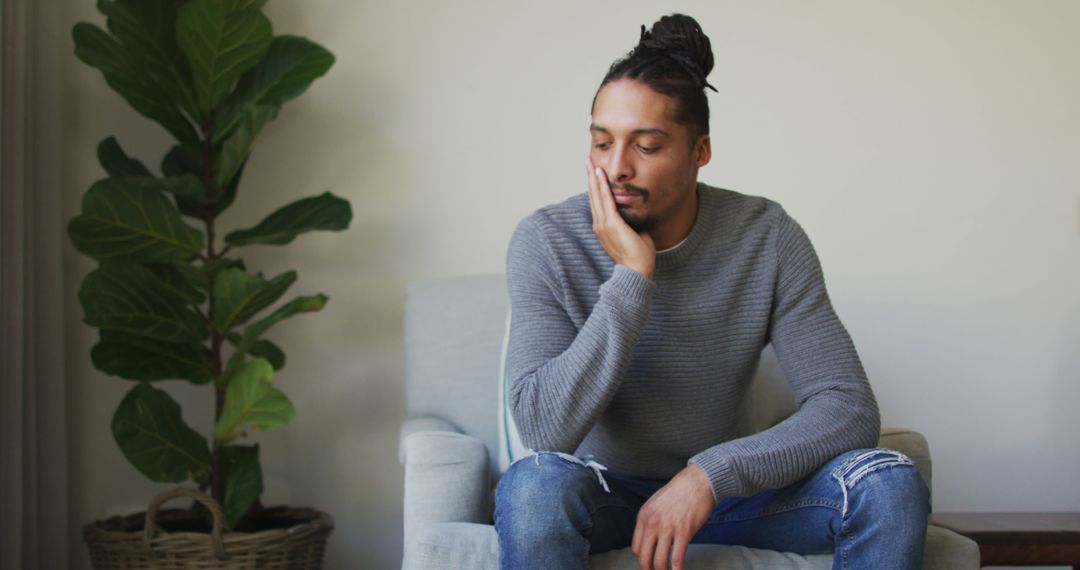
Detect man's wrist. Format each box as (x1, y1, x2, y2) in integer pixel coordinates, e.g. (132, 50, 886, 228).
(635, 268, 654, 280)
(686, 464, 714, 504)
(626, 262, 654, 280)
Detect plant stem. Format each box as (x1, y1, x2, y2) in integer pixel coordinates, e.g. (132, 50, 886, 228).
(201, 119, 226, 509)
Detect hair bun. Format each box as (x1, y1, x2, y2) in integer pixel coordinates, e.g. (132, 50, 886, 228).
(638, 14, 716, 92)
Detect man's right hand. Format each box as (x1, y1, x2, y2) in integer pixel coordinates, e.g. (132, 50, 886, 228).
(586, 158, 656, 280)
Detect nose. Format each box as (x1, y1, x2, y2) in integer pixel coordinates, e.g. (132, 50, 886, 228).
(605, 144, 634, 184)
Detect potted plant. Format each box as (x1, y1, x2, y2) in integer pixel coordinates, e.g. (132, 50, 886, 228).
(69, 0, 348, 567)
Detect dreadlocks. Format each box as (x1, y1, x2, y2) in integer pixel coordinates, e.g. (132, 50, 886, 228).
(593, 14, 717, 142)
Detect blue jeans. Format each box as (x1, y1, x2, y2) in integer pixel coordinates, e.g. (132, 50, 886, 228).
(494, 448, 930, 569)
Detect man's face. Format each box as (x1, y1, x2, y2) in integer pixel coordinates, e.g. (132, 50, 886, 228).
(589, 79, 710, 235)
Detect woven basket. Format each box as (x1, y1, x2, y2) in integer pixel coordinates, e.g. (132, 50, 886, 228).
(84, 487, 333, 569)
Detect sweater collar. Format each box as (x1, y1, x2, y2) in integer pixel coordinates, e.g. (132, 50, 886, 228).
(655, 182, 711, 270)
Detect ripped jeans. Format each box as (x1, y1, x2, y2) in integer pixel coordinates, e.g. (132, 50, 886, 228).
(493, 448, 930, 570)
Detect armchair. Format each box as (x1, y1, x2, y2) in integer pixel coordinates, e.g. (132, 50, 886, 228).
(400, 275, 978, 569)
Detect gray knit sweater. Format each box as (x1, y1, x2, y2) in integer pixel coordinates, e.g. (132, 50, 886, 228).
(505, 183, 880, 502)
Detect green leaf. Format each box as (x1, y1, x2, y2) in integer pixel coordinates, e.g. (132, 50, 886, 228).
(198, 257, 246, 291)
(97, 136, 151, 177)
(161, 144, 209, 218)
(140, 174, 209, 223)
(248, 338, 285, 370)
(94, 175, 205, 202)
(67, 177, 204, 262)
(156, 174, 207, 201)
(103, 174, 208, 222)
(92, 330, 212, 384)
(147, 261, 207, 305)
(222, 444, 263, 528)
(214, 358, 294, 445)
(226, 333, 285, 370)
(212, 268, 297, 332)
(213, 35, 335, 141)
(215, 160, 244, 215)
(225, 192, 352, 247)
(112, 382, 211, 483)
(78, 261, 208, 343)
(73, 22, 199, 144)
(96, 0, 199, 118)
(176, 0, 272, 115)
(161, 143, 203, 178)
(162, 145, 244, 218)
(215, 104, 276, 187)
(222, 294, 326, 382)
(238, 35, 334, 107)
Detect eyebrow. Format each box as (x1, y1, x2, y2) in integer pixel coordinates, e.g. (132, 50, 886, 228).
(589, 124, 671, 137)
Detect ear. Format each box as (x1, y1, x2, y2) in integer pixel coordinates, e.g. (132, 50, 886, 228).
(694, 134, 712, 167)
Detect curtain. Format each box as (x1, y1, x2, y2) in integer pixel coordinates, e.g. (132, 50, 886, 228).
(0, 0, 69, 568)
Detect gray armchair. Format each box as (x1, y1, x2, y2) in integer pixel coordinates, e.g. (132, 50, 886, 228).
(400, 275, 978, 569)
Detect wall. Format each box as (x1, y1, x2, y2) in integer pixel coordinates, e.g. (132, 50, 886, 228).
(61, 1, 1080, 568)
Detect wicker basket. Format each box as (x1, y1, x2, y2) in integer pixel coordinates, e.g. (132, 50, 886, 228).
(84, 487, 334, 569)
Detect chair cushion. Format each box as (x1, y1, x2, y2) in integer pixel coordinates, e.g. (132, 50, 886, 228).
(591, 543, 832, 569)
(405, 522, 499, 570)
(403, 522, 977, 569)
(404, 521, 834, 569)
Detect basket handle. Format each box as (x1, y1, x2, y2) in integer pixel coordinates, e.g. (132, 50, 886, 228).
(143, 486, 229, 560)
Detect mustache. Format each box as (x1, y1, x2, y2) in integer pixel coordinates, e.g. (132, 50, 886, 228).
(611, 183, 650, 202)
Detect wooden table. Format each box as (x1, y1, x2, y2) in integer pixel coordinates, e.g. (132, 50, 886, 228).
(932, 512, 1080, 568)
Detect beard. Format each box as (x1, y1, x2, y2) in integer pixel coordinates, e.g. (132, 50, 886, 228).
(613, 183, 655, 233)
(616, 207, 657, 233)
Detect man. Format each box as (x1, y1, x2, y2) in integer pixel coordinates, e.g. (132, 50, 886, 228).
(494, 14, 929, 570)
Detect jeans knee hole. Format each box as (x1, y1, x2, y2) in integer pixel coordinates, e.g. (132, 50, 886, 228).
(833, 449, 915, 488)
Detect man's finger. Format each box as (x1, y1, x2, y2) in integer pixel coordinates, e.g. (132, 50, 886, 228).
(653, 533, 672, 570)
(636, 525, 657, 570)
(594, 166, 619, 219)
(585, 160, 601, 226)
(631, 511, 651, 570)
(671, 535, 690, 570)
(586, 159, 606, 226)
(589, 163, 620, 220)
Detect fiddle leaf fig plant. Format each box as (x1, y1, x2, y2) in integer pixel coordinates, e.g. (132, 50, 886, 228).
(69, 0, 348, 528)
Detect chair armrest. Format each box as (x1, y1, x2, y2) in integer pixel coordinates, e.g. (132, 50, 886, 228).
(879, 426, 933, 493)
(399, 416, 461, 463)
(923, 525, 980, 569)
(401, 418, 491, 555)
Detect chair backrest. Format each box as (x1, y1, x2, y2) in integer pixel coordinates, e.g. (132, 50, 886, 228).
(404, 274, 797, 473)
(405, 274, 508, 457)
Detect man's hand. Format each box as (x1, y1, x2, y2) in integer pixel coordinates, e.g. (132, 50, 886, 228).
(586, 158, 656, 280)
(631, 465, 715, 570)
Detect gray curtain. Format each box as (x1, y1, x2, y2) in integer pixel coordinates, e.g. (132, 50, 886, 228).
(0, 0, 69, 568)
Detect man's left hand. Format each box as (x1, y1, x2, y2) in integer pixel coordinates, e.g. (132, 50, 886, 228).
(631, 464, 715, 570)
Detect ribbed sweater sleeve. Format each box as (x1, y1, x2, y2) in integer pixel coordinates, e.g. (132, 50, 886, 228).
(687, 211, 881, 502)
(505, 217, 655, 452)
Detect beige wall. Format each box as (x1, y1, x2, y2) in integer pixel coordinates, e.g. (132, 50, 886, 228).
(62, 1, 1080, 568)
